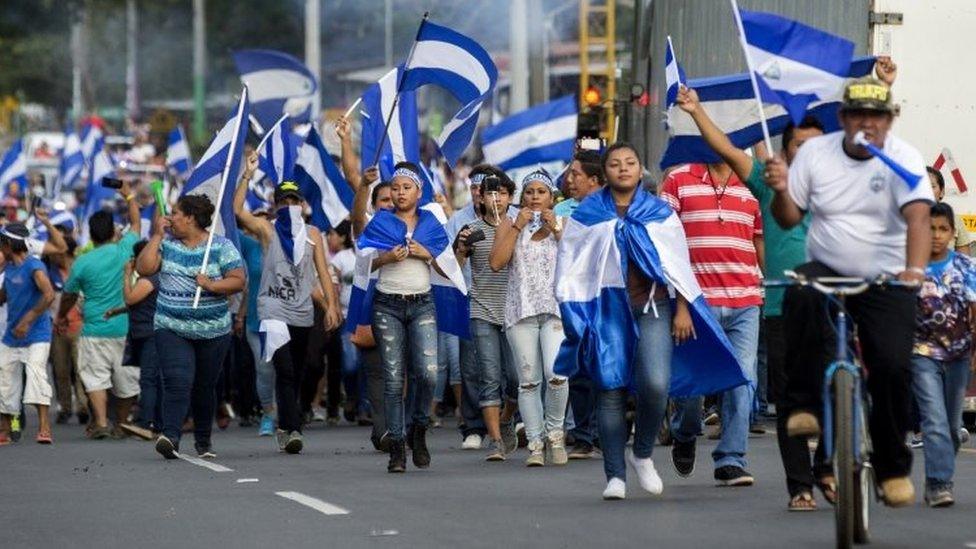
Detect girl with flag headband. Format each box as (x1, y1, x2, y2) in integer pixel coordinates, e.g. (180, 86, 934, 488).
(232, 151, 343, 456)
(348, 161, 468, 473)
(555, 142, 746, 500)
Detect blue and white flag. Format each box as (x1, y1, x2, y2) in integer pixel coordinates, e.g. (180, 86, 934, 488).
(665, 36, 687, 108)
(256, 114, 299, 185)
(0, 139, 27, 197)
(259, 319, 290, 362)
(737, 7, 854, 124)
(398, 20, 498, 166)
(293, 127, 354, 231)
(181, 88, 250, 251)
(481, 96, 577, 171)
(360, 65, 421, 180)
(79, 123, 104, 162)
(167, 125, 192, 178)
(232, 49, 317, 135)
(853, 131, 922, 190)
(274, 205, 308, 265)
(661, 56, 875, 170)
(346, 208, 469, 339)
(32, 207, 78, 242)
(80, 149, 119, 244)
(56, 130, 84, 196)
(555, 187, 747, 395)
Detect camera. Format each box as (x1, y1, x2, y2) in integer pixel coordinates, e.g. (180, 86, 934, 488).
(102, 177, 124, 189)
(481, 175, 501, 194)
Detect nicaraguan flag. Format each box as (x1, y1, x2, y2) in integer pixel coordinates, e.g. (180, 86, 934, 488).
(481, 96, 577, 171)
(293, 127, 354, 231)
(360, 65, 421, 178)
(256, 114, 299, 185)
(232, 49, 317, 135)
(665, 36, 686, 108)
(737, 8, 854, 124)
(274, 205, 308, 265)
(181, 88, 250, 251)
(555, 187, 746, 395)
(259, 319, 291, 362)
(398, 20, 498, 166)
(853, 131, 922, 190)
(167, 125, 192, 178)
(661, 56, 875, 170)
(346, 208, 469, 339)
(32, 207, 78, 241)
(79, 123, 104, 162)
(0, 139, 28, 197)
(56, 130, 85, 196)
(80, 149, 119, 244)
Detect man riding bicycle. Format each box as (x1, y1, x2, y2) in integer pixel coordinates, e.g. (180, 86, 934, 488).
(763, 77, 934, 507)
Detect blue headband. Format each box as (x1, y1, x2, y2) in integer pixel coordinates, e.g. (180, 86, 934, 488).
(469, 173, 486, 186)
(522, 171, 555, 191)
(392, 167, 422, 188)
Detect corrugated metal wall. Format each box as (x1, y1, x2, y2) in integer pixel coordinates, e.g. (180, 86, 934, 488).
(628, 0, 873, 178)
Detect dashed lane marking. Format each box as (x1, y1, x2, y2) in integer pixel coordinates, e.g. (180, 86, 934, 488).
(178, 454, 234, 472)
(275, 491, 350, 516)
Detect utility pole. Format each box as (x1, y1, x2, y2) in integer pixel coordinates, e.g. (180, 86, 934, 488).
(70, 14, 82, 123)
(509, 0, 529, 113)
(125, 0, 140, 121)
(192, 0, 207, 143)
(305, 0, 322, 126)
(384, 0, 393, 68)
(527, 0, 547, 104)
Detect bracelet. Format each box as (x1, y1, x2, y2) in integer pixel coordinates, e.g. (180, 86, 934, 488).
(124, 194, 135, 202)
(908, 266, 926, 276)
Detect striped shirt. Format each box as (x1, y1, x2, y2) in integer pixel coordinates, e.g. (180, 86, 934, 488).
(154, 235, 244, 339)
(661, 164, 763, 308)
(468, 218, 509, 326)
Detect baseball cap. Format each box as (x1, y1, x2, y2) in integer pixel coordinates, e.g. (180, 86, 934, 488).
(274, 181, 304, 203)
(840, 77, 895, 113)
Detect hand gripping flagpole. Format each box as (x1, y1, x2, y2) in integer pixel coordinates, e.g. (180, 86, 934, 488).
(729, 0, 774, 156)
(193, 86, 249, 309)
(371, 11, 430, 167)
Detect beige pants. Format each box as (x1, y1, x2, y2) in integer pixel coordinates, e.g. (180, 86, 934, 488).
(78, 337, 140, 398)
(51, 332, 88, 413)
(0, 342, 53, 415)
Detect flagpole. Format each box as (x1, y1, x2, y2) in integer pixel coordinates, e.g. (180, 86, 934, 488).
(729, 0, 774, 155)
(342, 97, 363, 120)
(193, 86, 248, 309)
(371, 11, 429, 167)
(667, 35, 682, 87)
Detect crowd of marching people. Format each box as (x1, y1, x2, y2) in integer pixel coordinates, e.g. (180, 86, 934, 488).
(3, 57, 976, 512)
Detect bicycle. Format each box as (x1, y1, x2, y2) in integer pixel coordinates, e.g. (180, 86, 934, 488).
(765, 271, 917, 549)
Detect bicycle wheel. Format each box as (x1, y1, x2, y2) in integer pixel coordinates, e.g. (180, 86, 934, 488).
(853, 395, 873, 545)
(833, 369, 855, 549)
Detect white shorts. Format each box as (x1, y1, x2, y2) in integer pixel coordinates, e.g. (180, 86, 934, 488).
(0, 342, 53, 414)
(78, 337, 140, 398)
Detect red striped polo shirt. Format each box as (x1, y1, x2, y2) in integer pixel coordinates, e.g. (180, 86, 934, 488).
(660, 163, 764, 308)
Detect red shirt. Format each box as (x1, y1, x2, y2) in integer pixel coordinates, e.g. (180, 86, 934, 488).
(660, 164, 763, 308)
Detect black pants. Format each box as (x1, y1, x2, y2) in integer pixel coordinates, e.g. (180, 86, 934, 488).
(768, 315, 830, 496)
(274, 325, 312, 433)
(783, 261, 914, 481)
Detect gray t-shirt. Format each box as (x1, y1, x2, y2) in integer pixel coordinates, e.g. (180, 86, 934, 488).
(468, 217, 508, 326)
(257, 230, 317, 327)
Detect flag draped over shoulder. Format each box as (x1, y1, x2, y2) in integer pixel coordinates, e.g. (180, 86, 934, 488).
(554, 187, 747, 396)
(346, 209, 469, 339)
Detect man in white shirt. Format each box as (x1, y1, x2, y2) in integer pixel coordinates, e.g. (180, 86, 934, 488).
(764, 77, 933, 507)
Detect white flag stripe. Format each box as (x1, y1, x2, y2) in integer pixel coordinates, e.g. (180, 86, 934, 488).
(482, 114, 577, 167)
(747, 45, 847, 98)
(242, 69, 315, 102)
(296, 143, 350, 226)
(409, 41, 493, 94)
(554, 218, 626, 303)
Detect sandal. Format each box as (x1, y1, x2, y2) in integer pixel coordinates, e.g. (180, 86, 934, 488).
(36, 431, 53, 444)
(788, 491, 817, 512)
(816, 475, 837, 505)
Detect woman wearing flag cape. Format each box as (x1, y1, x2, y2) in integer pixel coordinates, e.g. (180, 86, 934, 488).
(555, 143, 747, 500)
(233, 151, 343, 456)
(351, 162, 468, 473)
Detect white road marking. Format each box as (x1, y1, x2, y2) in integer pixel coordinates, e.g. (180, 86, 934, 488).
(275, 491, 349, 516)
(236, 478, 260, 483)
(178, 454, 234, 472)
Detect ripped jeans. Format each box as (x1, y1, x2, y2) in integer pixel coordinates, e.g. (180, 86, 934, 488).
(506, 314, 568, 444)
(371, 291, 439, 441)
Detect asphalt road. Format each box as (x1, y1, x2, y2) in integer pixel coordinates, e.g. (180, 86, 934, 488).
(3, 413, 976, 549)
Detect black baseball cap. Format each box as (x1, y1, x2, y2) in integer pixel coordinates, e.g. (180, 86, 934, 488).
(274, 181, 304, 203)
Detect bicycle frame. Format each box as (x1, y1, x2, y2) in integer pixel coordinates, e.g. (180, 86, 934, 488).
(820, 305, 866, 461)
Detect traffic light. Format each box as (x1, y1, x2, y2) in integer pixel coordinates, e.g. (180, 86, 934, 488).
(583, 85, 602, 108)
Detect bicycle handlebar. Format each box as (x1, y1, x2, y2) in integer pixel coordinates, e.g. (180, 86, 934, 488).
(763, 270, 920, 296)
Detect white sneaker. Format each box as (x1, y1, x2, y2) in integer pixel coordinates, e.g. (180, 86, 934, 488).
(603, 478, 626, 500)
(626, 449, 663, 495)
(960, 427, 971, 445)
(461, 434, 482, 450)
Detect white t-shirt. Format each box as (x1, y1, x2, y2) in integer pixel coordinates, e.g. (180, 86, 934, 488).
(788, 131, 933, 278)
(331, 248, 356, 313)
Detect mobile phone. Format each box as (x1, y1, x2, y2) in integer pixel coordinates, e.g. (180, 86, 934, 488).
(102, 177, 124, 189)
(464, 228, 486, 246)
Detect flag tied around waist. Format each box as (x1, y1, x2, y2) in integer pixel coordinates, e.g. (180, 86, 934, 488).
(346, 208, 469, 339)
(554, 187, 747, 396)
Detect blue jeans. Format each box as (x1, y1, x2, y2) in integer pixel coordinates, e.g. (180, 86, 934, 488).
(371, 292, 439, 441)
(470, 318, 517, 408)
(155, 329, 232, 447)
(245, 329, 275, 411)
(673, 305, 759, 470)
(598, 300, 673, 481)
(568, 373, 597, 446)
(134, 336, 161, 430)
(911, 355, 970, 488)
(457, 336, 486, 437)
(435, 332, 462, 402)
(340, 332, 368, 414)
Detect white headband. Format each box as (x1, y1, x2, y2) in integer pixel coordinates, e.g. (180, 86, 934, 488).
(392, 167, 422, 188)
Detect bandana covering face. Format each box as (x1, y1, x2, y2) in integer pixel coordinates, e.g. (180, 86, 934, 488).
(274, 205, 308, 265)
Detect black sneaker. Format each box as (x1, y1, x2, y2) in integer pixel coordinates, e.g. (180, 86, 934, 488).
(671, 439, 696, 477)
(372, 432, 392, 454)
(388, 439, 406, 473)
(714, 465, 754, 487)
(406, 424, 415, 451)
(284, 431, 304, 454)
(568, 441, 596, 460)
(411, 424, 430, 468)
(925, 485, 954, 508)
(155, 435, 179, 460)
(195, 442, 217, 459)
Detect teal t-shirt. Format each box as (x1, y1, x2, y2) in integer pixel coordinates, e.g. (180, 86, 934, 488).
(744, 159, 809, 317)
(553, 198, 579, 218)
(64, 231, 139, 338)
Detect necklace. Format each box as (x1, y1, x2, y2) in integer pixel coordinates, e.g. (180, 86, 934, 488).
(707, 166, 733, 223)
